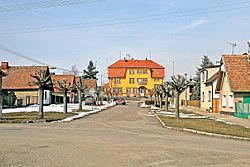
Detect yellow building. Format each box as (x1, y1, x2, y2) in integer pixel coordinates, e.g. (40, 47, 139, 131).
(108, 58, 165, 97)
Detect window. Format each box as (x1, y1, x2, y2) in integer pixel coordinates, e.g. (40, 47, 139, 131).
(143, 69, 148, 74)
(154, 84, 160, 89)
(202, 72, 205, 82)
(229, 95, 234, 108)
(138, 78, 148, 85)
(129, 78, 134, 84)
(202, 92, 205, 102)
(133, 88, 137, 94)
(222, 95, 227, 108)
(126, 88, 131, 94)
(208, 91, 211, 102)
(137, 69, 143, 74)
(114, 88, 122, 93)
(115, 78, 120, 84)
(154, 78, 159, 82)
(129, 69, 134, 74)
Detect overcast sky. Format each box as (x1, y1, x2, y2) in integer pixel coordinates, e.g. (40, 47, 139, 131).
(0, 0, 250, 83)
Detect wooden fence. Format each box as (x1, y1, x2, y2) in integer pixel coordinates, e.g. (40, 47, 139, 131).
(187, 100, 200, 108)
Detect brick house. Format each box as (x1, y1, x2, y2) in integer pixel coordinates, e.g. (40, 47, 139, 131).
(51, 74, 76, 103)
(1, 62, 53, 106)
(216, 54, 250, 114)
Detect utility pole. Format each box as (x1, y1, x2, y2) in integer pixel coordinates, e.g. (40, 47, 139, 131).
(149, 50, 152, 60)
(185, 73, 188, 107)
(227, 42, 237, 55)
(247, 42, 250, 55)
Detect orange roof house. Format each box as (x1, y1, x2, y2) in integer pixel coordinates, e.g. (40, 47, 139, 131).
(108, 58, 165, 97)
(216, 54, 250, 114)
(1, 61, 52, 106)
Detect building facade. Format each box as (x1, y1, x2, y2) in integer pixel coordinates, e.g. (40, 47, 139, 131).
(108, 58, 165, 97)
(216, 55, 250, 114)
(200, 65, 220, 111)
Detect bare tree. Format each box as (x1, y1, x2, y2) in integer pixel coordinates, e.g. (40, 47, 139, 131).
(58, 80, 71, 114)
(168, 75, 187, 118)
(148, 89, 154, 101)
(75, 80, 87, 110)
(105, 88, 112, 103)
(163, 82, 173, 111)
(0, 70, 6, 119)
(30, 70, 52, 119)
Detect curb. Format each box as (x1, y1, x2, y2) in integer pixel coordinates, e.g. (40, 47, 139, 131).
(52, 103, 116, 123)
(152, 110, 250, 141)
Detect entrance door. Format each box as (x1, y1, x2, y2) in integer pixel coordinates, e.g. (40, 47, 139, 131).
(214, 99, 219, 113)
(139, 87, 146, 97)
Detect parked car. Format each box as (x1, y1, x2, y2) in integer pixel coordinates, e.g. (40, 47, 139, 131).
(114, 97, 126, 105)
(85, 96, 96, 105)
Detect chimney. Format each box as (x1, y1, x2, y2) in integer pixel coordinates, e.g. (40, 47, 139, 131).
(1, 62, 9, 70)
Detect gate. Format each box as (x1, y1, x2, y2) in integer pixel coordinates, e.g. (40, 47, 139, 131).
(235, 102, 250, 119)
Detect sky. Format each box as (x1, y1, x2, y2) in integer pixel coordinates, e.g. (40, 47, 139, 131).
(0, 0, 250, 84)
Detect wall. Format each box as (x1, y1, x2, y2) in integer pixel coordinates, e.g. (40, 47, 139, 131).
(200, 67, 220, 110)
(109, 68, 163, 96)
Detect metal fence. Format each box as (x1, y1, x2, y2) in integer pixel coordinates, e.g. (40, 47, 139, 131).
(235, 102, 250, 119)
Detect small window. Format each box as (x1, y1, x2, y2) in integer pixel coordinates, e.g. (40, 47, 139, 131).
(129, 78, 134, 84)
(133, 88, 137, 94)
(137, 69, 143, 74)
(208, 91, 211, 102)
(222, 95, 227, 108)
(229, 95, 234, 108)
(154, 78, 159, 82)
(115, 78, 121, 84)
(143, 69, 148, 74)
(202, 92, 205, 102)
(126, 88, 131, 94)
(138, 78, 142, 83)
(129, 69, 134, 74)
(202, 72, 205, 82)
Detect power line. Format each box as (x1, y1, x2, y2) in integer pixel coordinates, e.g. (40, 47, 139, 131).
(0, 1, 250, 36)
(0, 0, 107, 13)
(0, 44, 71, 72)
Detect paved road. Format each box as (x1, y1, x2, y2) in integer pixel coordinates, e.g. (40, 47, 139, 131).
(1, 102, 250, 167)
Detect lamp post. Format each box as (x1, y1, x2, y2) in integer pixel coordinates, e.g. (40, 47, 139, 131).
(185, 73, 188, 107)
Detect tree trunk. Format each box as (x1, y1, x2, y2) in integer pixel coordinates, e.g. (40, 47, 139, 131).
(154, 95, 156, 106)
(160, 95, 162, 108)
(38, 88, 44, 119)
(165, 94, 169, 111)
(100, 94, 103, 106)
(63, 91, 67, 114)
(0, 74, 3, 119)
(78, 89, 82, 110)
(175, 91, 180, 118)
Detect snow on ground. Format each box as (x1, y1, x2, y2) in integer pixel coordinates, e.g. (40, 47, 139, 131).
(2, 101, 115, 114)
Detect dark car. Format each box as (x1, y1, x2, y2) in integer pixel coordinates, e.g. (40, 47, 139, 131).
(114, 97, 126, 105)
(85, 96, 96, 105)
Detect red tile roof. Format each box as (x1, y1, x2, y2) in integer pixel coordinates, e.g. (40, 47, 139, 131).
(205, 71, 222, 85)
(108, 68, 126, 78)
(109, 59, 164, 68)
(83, 79, 97, 94)
(2, 66, 49, 90)
(51, 75, 75, 93)
(151, 69, 165, 78)
(223, 55, 250, 92)
(108, 59, 165, 78)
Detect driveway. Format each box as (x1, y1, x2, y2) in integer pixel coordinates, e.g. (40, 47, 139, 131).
(1, 102, 250, 167)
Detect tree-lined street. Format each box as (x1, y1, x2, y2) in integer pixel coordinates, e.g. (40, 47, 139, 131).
(1, 102, 250, 167)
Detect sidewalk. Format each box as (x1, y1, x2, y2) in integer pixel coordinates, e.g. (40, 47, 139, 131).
(184, 107, 250, 128)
